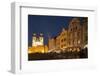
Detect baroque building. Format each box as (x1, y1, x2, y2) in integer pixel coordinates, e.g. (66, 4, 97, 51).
(68, 18, 82, 52)
(59, 28, 68, 51)
(48, 18, 88, 52)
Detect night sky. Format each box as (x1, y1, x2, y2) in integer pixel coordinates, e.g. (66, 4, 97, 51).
(28, 15, 83, 46)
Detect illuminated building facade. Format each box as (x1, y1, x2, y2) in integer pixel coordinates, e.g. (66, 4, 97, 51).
(32, 33, 44, 47)
(68, 18, 82, 52)
(56, 35, 60, 50)
(28, 33, 48, 54)
(48, 18, 88, 52)
(48, 38, 56, 52)
(60, 28, 68, 51)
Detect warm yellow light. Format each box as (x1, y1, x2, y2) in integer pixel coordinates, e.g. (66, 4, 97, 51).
(78, 40, 80, 44)
(28, 45, 48, 54)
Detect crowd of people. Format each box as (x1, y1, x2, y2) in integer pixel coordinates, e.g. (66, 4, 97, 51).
(28, 48, 88, 61)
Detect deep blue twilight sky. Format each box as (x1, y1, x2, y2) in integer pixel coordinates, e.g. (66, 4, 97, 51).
(28, 15, 83, 46)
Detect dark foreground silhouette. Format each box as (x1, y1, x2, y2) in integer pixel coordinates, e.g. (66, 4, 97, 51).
(28, 48, 88, 61)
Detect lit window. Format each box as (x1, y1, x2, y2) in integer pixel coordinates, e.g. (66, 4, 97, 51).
(78, 40, 80, 44)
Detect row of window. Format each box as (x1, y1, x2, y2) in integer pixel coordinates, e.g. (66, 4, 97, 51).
(68, 31, 81, 38)
(69, 26, 80, 32)
(61, 38, 66, 42)
(61, 44, 66, 48)
(68, 40, 81, 45)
